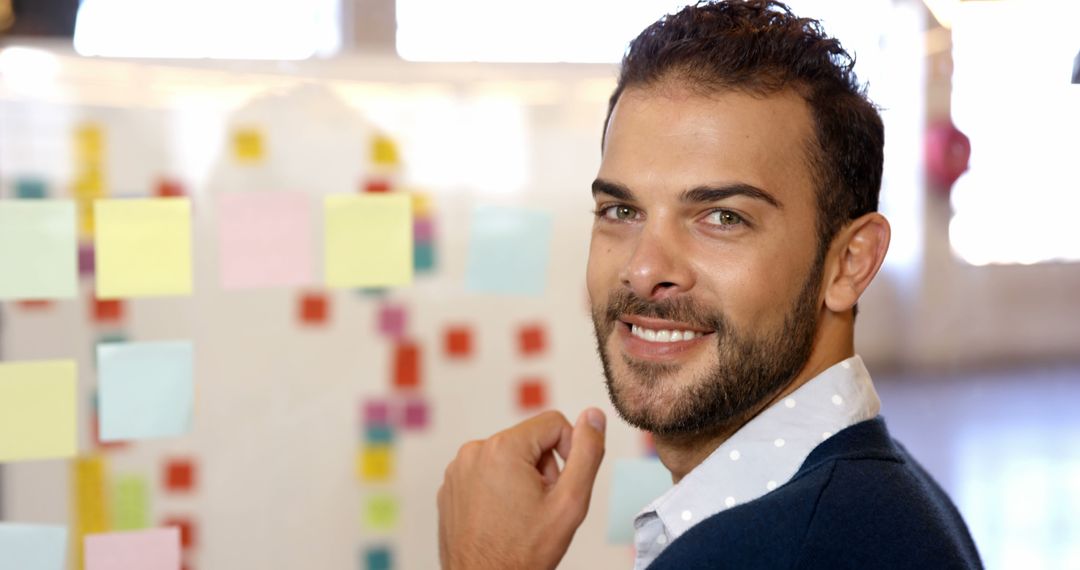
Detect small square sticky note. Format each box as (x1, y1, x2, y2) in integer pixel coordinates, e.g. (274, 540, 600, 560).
(518, 324, 547, 356)
(362, 400, 390, 427)
(377, 303, 407, 339)
(84, 527, 181, 570)
(606, 458, 672, 544)
(298, 292, 330, 325)
(112, 475, 150, 531)
(15, 178, 48, 199)
(79, 243, 96, 277)
(218, 192, 313, 289)
(363, 179, 392, 193)
(392, 341, 420, 390)
(94, 198, 192, 299)
(324, 194, 413, 288)
(444, 326, 473, 359)
(466, 205, 552, 296)
(91, 298, 124, 323)
(518, 379, 547, 411)
(163, 458, 196, 493)
(155, 179, 185, 198)
(364, 425, 394, 446)
(232, 128, 264, 163)
(370, 134, 400, 166)
(0, 523, 67, 570)
(358, 446, 393, 483)
(0, 360, 77, 462)
(159, 518, 195, 550)
(363, 493, 400, 531)
(97, 341, 193, 442)
(72, 455, 109, 536)
(401, 398, 429, 430)
(414, 241, 435, 273)
(363, 545, 393, 570)
(75, 123, 105, 162)
(0, 200, 77, 300)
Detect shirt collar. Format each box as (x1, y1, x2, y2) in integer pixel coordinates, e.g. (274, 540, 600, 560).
(636, 355, 881, 540)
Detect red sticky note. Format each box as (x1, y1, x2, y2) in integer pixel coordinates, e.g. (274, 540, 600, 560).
(363, 179, 391, 193)
(518, 324, 546, 356)
(161, 517, 196, 549)
(518, 379, 547, 410)
(444, 326, 472, 359)
(16, 300, 53, 310)
(299, 292, 329, 325)
(164, 458, 196, 493)
(401, 397, 429, 430)
(92, 298, 125, 323)
(377, 303, 407, 339)
(393, 341, 420, 389)
(156, 179, 186, 198)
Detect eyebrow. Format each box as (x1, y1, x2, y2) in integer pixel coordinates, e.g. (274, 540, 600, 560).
(591, 178, 783, 210)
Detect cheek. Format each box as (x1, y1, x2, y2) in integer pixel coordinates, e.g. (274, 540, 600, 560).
(693, 248, 801, 328)
(586, 231, 621, 299)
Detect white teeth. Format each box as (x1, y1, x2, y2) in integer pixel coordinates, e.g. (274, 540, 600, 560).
(630, 325, 702, 343)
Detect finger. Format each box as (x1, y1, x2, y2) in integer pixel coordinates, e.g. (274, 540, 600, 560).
(537, 449, 560, 487)
(437, 484, 449, 567)
(494, 410, 574, 463)
(553, 408, 606, 512)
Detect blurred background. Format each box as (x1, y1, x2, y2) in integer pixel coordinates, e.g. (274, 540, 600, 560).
(0, 0, 1077, 568)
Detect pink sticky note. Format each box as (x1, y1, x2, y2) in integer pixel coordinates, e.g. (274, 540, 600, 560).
(414, 218, 435, 243)
(218, 192, 313, 289)
(377, 303, 407, 339)
(363, 400, 390, 427)
(85, 527, 181, 570)
(402, 397, 429, 430)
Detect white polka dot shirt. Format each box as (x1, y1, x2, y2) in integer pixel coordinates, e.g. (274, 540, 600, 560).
(632, 355, 881, 570)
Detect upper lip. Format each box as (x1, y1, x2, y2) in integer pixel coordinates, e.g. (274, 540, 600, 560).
(619, 315, 713, 333)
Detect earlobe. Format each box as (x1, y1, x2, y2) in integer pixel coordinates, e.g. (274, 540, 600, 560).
(824, 213, 891, 313)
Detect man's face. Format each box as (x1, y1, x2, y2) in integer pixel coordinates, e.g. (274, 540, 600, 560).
(587, 84, 826, 438)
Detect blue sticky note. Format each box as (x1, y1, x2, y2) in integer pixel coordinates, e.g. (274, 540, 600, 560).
(606, 457, 672, 544)
(15, 178, 48, 199)
(363, 545, 392, 570)
(0, 523, 68, 570)
(413, 241, 435, 273)
(97, 341, 194, 442)
(465, 205, 552, 296)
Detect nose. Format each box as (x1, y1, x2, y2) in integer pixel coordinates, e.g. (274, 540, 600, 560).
(618, 220, 695, 301)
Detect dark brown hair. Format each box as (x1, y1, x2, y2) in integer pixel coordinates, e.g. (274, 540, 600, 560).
(605, 0, 884, 254)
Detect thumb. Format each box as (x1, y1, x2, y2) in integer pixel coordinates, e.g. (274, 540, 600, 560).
(553, 408, 606, 515)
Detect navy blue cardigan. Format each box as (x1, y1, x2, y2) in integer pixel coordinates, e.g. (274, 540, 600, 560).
(647, 417, 983, 569)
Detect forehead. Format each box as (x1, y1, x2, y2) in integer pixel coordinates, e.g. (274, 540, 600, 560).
(599, 84, 818, 207)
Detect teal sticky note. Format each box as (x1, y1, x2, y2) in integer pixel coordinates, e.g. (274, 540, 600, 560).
(0, 523, 68, 570)
(15, 178, 48, 199)
(413, 240, 435, 273)
(465, 205, 552, 296)
(97, 341, 193, 442)
(0, 200, 77, 300)
(606, 457, 672, 544)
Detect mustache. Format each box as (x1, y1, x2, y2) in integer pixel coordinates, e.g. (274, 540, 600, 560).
(601, 289, 725, 332)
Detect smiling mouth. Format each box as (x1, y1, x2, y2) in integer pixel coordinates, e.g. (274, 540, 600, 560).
(627, 324, 707, 343)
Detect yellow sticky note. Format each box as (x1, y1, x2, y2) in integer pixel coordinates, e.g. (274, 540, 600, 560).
(411, 192, 434, 218)
(71, 455, 109, 570)
(0, 361, 77, 462)
(94, 198, 193, 299)
(357, 446, 393, 482)
(363, 493, 400, 531)
(325, 194, 413, 288)
(75, 123, 105, 163)
(233, 128, 265, 163)
(73, 167, 106, 202)
(371, 134, 400, 166)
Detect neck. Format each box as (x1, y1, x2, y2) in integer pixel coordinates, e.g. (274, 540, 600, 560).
(653, 312, 855, 483)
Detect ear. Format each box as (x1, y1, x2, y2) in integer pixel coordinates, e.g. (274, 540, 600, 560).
(823, 213, 891, 314)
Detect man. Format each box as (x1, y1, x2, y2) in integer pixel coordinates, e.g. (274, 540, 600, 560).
(437, 1, 983, 568)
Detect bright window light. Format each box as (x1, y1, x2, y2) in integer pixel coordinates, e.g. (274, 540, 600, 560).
(949, 0, 1080, 265)
(73, 0, 341, 59)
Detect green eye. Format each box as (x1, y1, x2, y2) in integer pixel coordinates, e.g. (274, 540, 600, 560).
(708, 210, 743, 226)
(601, 205, 638, 221)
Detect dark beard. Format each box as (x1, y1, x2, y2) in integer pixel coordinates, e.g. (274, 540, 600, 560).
(591, 260, 822, 439)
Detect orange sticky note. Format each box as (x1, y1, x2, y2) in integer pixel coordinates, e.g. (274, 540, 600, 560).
(392, 341, 420, 389)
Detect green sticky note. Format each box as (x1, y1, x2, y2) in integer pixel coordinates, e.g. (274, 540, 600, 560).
(324, 194, 413, 288)
(0, 523, 68, 570)
(606, 458, 672, 544)
(111, 475, 150, 530)
(0, 360, 78, 463)
(363, 493, 399, 531)
(94, 198, 192, 299)
(97, 341, 193, 442)
(0, 200, 77, 300)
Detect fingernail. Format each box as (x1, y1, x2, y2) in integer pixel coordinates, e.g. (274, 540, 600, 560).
(585, 408, 606, 433)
